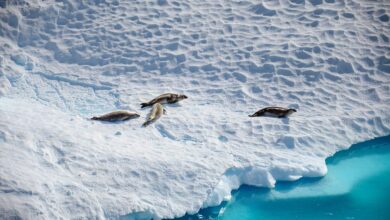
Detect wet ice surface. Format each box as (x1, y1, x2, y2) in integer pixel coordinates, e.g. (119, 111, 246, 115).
(183, 136, 390, 220)
(0, 0, 390, 219)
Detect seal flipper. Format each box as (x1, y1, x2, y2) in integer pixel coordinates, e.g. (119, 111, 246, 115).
(91, 116, 99, 120)
(141, 103, 150, 108)
(142, 120, 152, 127)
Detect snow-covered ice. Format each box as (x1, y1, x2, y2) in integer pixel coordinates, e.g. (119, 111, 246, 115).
(0, 0, 389, 219)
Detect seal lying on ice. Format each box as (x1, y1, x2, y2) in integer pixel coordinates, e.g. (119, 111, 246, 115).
(249, 107, 296, 118)
(140, 93, 188, 108)
(143, 103, 166, 127)
(91, 111, 140, 122)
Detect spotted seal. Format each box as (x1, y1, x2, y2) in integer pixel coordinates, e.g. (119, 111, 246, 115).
(91, 110, 140, 121)
(142, 103, 166, 127)
(249, 107, 296, 118)
(141, 93, 188, 108)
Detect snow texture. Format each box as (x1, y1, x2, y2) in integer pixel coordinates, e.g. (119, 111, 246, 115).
(0, 0, 389, 219)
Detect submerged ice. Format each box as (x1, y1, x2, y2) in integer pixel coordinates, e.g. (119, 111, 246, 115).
(0, 0, 389, 219)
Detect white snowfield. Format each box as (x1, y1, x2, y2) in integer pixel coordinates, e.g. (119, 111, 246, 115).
(0, 0, 389, 219)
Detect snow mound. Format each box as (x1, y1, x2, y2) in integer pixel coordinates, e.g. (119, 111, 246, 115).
(0, 0, 389, 219)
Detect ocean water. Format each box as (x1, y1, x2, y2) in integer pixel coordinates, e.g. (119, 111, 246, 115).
(181, 136, 390, 220)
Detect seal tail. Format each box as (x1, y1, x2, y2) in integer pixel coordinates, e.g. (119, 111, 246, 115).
(90, 116, 99, 120)
(248, 114, 255, 117)
(140, 103, 149, 108)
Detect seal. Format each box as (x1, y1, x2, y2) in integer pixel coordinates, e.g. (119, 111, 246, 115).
(141, 93, 188, 108)
(249, 107, 296, 118)
(91, 110, 140, 122)
(143, 103, 166, 127)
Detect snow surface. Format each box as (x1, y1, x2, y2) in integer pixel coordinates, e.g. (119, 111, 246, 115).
(0, 0, 389, 219)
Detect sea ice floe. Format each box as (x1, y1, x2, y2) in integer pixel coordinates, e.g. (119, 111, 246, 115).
(0, 0, 389, 219)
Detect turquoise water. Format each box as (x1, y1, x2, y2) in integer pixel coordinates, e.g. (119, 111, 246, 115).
(179, 136, 390, 220)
